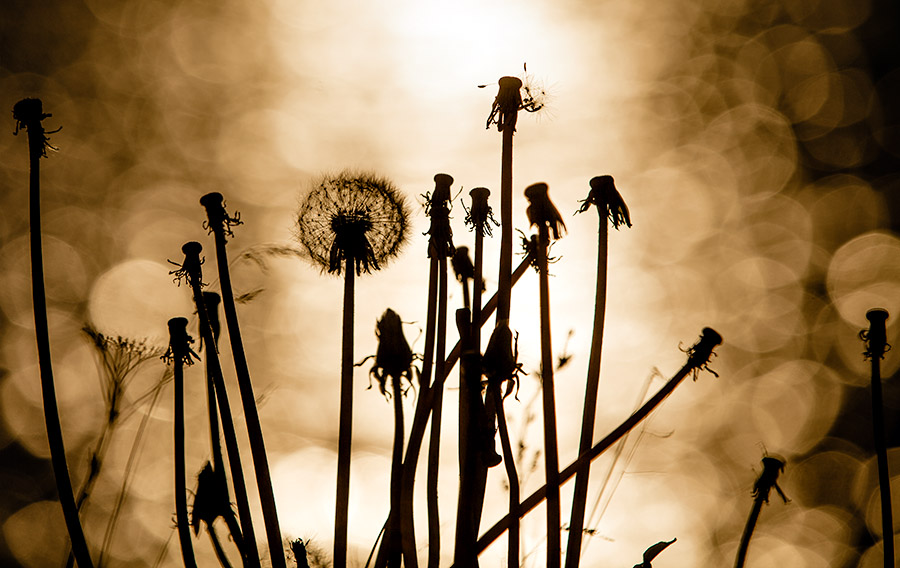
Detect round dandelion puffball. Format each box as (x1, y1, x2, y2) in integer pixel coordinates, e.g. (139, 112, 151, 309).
(296, 171, 410, 276)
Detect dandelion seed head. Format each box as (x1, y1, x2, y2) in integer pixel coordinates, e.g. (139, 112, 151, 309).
(296, 171, 409, 276)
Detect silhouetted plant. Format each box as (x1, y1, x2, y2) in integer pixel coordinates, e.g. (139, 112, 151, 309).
(202, 192, 287, 568)
(171, 241, 261, 568)
(423, 173, 456, 568)
(481, 321, 525, 568)
(163, 316, 200, 568)
(13, 98, 95, 568)
(524, 181, 566, 568)
(464, 328, 722, 561)
(633, 538, 676, 568)
(862, 308, 893, 568)
(566, 175, 631, 568)
(734, 455, 789, 568)
(364, 309, 415, 568)
(296, 172, 410, 568)
(193, 461, 240, 568)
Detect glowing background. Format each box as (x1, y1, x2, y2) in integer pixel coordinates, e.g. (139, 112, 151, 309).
(1, 0, 899, 566)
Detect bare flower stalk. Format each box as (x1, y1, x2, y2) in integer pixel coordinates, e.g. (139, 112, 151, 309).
(423, 173, 456, 568)
(296, 172, 409, 568)
(862, 308, 893, 568)
(398, 250, 534, 568)
(200, 292, 246, 560)
(734, 456, 789, 568)
(13, 98, 95, 568)
(566, 175, 631, 567)
(164, 317, 200, 568)
(460, 328, 722, 561)
(525, 182, 567, 568)
(366, 309, 415, 568)
(201, 192, 286, 568)
(172, 241, 261, 568)
(481, 322, 525, 568)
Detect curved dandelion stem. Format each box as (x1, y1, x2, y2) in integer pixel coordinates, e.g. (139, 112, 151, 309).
(460, 329, 723, 561)
(566, 175, 630, 568)
(14, 98, 94, 568)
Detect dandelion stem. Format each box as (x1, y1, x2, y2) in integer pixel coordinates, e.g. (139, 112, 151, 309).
(733, 497, 763, 568)
(459, 328, 722, 561)
(453, 309, 481, 568)
(14, 98, 95, 568)
(564, 213, 607, 567)
(202, 292, 246, 559)
(168, 318, 198, 568)
(734, 456, 787, 568)
(334, 257, 356, 568)
(202, 193, 286, 568)
(180, 242, 261, 568)
(497, 112, 515, 324)
(865, 308, 893, 568)
(490, 384, 520, 568)
(426, 254, 449, 568)
(566, 173, 630, 568)
(536, 225, 562, 568)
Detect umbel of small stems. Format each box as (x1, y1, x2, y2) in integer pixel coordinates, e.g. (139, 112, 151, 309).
(566, 175, 631, 568)
(13, 98, 95, 568)
(734, 456, 788, 568)
(175, 241, 261, 568)
(167, 317, 199, 568)
(201, 192, 286, 568)
(525, 182, 566, 568)
(864, 308, 893, 568)
(460, 328, 723, 561)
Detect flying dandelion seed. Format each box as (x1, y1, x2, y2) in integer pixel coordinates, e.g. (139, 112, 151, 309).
(296, 171, 410, 276)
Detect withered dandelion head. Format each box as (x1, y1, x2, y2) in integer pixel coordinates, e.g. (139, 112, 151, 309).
(578, 175, 632, 230)
(296, 171, 409, 276)
(525, 182, 566, 240)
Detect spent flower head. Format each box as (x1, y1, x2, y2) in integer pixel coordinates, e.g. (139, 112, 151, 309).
(525, 182, 566, 240)
(363, 308, 415, 398)
(577, 175, 632, 229)
(163, 317, 200, 366)
(464, 187, 498, 237)
(200, 192, 243, 239)
(12, 98, 59, 156)
(296, 171, 409, 276)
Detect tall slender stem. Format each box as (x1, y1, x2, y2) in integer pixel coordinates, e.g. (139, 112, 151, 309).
(497, 123, 514, 324)
(427, 255, 449, 568)
(536, 226, 561, 568)
(168, 318, 198, 568)
(179, 242, 260, 567)
(14, 99, 95, 568)
(566, 216, 609, 567)
(733, 498, 763, 568)
(491, 386, 520, 568)
(201, 193, 286, 567)
(866, 308, 893, 568)
(335, 258, 356, 568)
(459, 328, 722, 560)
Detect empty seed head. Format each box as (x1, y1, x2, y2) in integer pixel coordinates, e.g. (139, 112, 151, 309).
(200, 192, 243, 239)
(578, 175, 632, 229)
(861, 308, 891, 360)
(525, 182, 566, 240)
(164, 317, 199, 366)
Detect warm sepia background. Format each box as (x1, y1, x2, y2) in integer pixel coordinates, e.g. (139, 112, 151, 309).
(2, 0, 900, 566)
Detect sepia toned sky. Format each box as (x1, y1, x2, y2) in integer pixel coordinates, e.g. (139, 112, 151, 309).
(1, 0, 900, 566)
